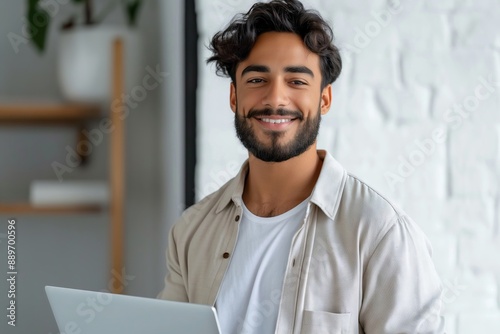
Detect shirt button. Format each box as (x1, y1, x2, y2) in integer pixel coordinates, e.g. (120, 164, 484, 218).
(235, 215, 240, 222)
(223, 252, 230, 259)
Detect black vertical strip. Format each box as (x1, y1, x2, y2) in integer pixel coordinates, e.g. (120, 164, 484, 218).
(184, 0, 198, 208)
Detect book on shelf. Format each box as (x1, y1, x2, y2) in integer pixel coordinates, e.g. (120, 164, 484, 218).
(30, 180, 109, 206)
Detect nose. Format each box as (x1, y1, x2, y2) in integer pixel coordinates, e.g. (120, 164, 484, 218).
(261, 79, 289, 109)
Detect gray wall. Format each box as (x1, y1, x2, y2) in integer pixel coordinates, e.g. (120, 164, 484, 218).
(0, 1, 184, 333)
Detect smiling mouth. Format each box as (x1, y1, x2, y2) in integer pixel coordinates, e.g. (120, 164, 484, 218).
(258, 118, 295, 124)
(253, 116, 298, 130)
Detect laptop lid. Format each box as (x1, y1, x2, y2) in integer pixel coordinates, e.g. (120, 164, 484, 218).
(45, 286, 221, 334)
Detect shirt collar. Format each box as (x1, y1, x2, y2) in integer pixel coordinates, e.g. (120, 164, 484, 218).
(309, 150, 347, 220)
(215, 161, 248, 214)
(215, 150, 347, 220)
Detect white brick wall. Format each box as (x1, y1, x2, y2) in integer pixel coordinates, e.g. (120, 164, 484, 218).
(196, 0, 500, 331)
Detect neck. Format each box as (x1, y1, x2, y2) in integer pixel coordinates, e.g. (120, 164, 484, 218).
(242, 145, 322, 217)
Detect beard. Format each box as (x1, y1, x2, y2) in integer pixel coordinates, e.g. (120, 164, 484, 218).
(234, 105, 321, 162)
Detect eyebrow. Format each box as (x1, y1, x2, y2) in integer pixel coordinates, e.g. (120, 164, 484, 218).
(240, 65, 314, 78)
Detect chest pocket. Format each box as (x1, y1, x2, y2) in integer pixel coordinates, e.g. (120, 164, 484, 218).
(300, 310, 351, 334)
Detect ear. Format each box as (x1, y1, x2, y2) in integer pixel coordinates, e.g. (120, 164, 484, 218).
(230, 82, 237, 113)
(320, 84, 332, 115)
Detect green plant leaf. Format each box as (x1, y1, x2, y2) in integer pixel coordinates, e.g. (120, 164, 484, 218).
(124, 0, 142, 27)
(27, 1, 50, 52)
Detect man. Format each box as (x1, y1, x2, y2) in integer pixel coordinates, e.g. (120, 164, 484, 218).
(158, 0, 445, 333)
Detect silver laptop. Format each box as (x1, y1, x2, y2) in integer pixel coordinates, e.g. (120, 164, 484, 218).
(45, 286, 221, 334)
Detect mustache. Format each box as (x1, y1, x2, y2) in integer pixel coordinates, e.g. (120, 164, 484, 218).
(246, 108, 303, 120)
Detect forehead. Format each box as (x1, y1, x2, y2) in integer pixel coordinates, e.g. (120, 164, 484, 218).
(236, 32, 321, 77)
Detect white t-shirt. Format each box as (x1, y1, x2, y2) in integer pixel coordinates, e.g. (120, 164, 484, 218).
(215, 198, 309, 334)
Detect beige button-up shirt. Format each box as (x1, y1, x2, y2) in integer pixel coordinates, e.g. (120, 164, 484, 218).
(158, 150, 445, 333)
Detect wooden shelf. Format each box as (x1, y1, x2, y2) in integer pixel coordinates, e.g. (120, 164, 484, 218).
(0, 203, 102, 214)
(0, 103, 101, 124)
(0, 38, 125, 293)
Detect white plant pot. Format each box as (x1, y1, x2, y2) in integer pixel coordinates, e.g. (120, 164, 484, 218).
(58, 27, 142, 103)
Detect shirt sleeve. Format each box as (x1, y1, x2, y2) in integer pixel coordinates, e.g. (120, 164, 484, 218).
(157, 222, 189, 302)
(359, 215, 446, 333)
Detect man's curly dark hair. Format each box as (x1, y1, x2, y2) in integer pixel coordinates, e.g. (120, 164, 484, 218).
(207, 0, 342, 89)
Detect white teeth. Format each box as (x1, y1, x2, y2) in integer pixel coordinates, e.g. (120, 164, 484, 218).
(260, 118, 292, 124)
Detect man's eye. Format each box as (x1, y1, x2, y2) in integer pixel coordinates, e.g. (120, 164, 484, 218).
(248, 78, 264, 83)
(291, 80, 306, 85)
